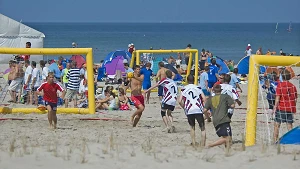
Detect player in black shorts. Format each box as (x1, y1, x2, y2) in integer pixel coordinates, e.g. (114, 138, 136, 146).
(203, 84, 235, 148)
(179, 74, 208, 147)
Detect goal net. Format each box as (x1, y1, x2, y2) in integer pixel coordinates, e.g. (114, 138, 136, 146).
(132, 49, 199, 86)
(245, 55, 300, 146)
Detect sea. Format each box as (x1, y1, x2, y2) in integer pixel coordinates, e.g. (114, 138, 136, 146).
(26, 22, 300, 63)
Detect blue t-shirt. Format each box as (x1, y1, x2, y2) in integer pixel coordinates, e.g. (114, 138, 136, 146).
(140, 67, 153, 83)
(208, 64, 218, 83)
(126, 68, 134, 73)
(262, 80, 278, 100)
(199, 72, 208, 89)
(229, 73, 239, 88)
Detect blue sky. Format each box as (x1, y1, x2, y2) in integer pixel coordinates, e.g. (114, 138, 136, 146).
(0, 0, 299, 23)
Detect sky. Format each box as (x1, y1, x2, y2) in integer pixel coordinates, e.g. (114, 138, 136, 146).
(0, 0, 299, 23)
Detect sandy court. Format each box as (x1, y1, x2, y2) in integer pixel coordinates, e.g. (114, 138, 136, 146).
(0, 64, 300, 168)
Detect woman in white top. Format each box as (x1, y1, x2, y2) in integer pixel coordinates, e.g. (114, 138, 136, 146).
(245, 44, 252, 57)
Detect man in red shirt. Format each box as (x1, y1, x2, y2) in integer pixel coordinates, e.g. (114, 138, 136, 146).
(273, 69, 298, 142)
(213, 73, 225, 88)
(20, 42, 31, 61)
(37, 72, 66, 129)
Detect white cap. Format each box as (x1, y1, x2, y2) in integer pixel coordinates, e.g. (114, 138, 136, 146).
(123, 59, 128, 64)
(128, 44, 131, 48)
(248, 44, 251, 46)
(131, 43, 134, 46)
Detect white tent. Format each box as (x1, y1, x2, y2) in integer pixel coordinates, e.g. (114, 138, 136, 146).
(0, 13, 45, 63)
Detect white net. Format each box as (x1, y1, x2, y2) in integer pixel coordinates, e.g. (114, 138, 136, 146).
(253, 63, 300, 144)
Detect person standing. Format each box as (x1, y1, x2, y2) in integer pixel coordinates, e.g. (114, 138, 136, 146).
(245, 44, 252, 57)
(273, 69, 297, 142)
(61, 62, 70, 88)
(140, 62, 154, 104)
(40, 60, 49, 82)
(65, 61, 81, 108)
(37, 72, 66, 129)
(207, 59, 219, 92)
(179, 74, 207, 146)
(24, 60, 33, 104)
(30, 61, 41, 106)
(199, 66, 210, 97)
(7, 60, 24, 103)
(229, 68, 243, 93)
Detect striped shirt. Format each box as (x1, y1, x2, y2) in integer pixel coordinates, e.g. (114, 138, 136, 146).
(66, 68, 80, 90)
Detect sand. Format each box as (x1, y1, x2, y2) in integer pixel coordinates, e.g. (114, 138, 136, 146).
(0, 63, 300, 169)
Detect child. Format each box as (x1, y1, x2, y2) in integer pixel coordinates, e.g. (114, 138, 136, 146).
(79, 74, 87, 99)
(118, 88, 131, 110)
(262, 72, 278, 111)
(37, 72, 66, 129)
(203, 85, 235, 148)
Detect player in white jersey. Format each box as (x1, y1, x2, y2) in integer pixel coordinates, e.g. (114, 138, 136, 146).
(179, 74, 208, 147)
(144, 70, 178, 133)
(212, 74, 242, 118)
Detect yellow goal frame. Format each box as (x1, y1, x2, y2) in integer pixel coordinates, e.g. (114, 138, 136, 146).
(246, 55, 300, 146)
(131, 49, 199, 85)
(0, 48, 95, 114)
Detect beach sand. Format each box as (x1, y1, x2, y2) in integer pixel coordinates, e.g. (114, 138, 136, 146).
(0, 63, 300, 169)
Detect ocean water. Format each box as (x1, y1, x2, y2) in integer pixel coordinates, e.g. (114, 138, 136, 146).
(26, 23, 300, 63)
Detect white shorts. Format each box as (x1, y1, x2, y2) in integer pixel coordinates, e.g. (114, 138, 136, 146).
(8, 78, 23, 91)
(228, 108, 234, 114)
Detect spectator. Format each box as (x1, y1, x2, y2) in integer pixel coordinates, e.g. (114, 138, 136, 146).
(140, 62, 154, 104)
(124, 63, 133, 73)
(65, 61, 81, 108)
(245, 44, 252, 57)
(199, 66, 210, 97)
(30, 61, 41, 106)
(40, 60, 49, 82)
(24, 60, 33, 104)
(207, 59, 219, 92)
(273, 69, 298, 142)
(184, 44, 192, 66)
(8, 60, 24, 103)
(61, 62, 70, 88)
(229, 68, 243, 93)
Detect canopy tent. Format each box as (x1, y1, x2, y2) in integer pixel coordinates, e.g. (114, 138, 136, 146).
(215, 56, 230, 74)
(70, 55, 86, 68)
(103, 50, 131, 75)
(0, 14, 45, 63)
(237, 56, 266, 74)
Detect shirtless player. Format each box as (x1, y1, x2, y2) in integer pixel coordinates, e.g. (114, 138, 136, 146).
(124, 65, 145, 127)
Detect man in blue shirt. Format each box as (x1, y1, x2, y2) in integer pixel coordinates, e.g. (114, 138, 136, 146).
(229, 68, 243, 93)
(124, 63, 133, 73)
(140, 62, 154, 104)
(208, 59, 219, 92)
(199, 66, 210, 96)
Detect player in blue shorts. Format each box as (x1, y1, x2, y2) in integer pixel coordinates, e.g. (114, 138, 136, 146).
(140, 62, 154, 104)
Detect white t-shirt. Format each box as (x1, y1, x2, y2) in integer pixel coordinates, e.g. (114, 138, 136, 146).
(158, 78, 178, 106)
(42, 67, 49, 81)
(246, 49, 252, 56)
(31, 68, 41, 87)
(181, 84, 205, 115)
(211, 83, 239, 100)
(24, 66, 33, 84)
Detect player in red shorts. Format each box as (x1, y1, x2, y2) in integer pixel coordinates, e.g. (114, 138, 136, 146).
(37, 72, 66, 129)
(124, 65, 145, 127)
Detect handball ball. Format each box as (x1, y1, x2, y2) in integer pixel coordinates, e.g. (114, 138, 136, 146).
(127, 72, 134, 78)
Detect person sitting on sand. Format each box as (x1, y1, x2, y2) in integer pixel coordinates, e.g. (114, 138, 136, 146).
(118, 88, 131, 110)
(95, 90, 116, 110)
(37, 72, 66, 129)
(179, 74, 208, 147)
(144, 70, 178, 133)
(203, 85, 235, 148)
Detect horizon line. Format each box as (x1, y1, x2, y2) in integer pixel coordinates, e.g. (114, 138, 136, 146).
(24, 21, 299, 24)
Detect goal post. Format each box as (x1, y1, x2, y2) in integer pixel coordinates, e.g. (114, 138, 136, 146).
(246, 55, 300, 146)
(0, 48, 95, 114)
(131, 49, 199, 85)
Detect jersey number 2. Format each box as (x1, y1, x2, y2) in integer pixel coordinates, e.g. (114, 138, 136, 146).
(188, 91, 197, 99)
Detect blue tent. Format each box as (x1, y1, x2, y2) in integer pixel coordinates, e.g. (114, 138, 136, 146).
(103, 50, 132, 66)
(237, 56, 266, 74)
(279, 126, 300, 145)
(215, 56, 230, 74)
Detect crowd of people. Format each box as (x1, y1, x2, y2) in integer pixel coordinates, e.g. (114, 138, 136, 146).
(3, 42, 298, 146)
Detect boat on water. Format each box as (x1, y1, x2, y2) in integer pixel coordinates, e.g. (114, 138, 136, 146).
(275, 22, 278, 33)
(287, 21, 292, 33)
